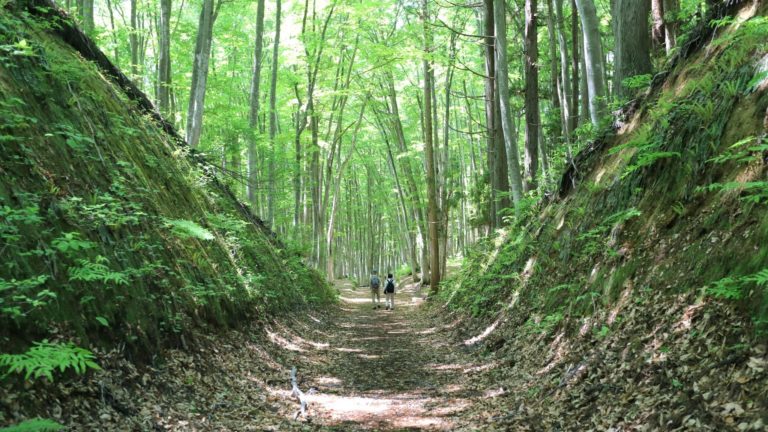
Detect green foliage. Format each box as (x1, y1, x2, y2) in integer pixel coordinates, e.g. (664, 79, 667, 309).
(0, 341, 100, 381)
(51, 232, 96, 255)
(524, 311, 564, 335)
(706, 269, 768, 300)
(0, 418, 64, 432)
(68, 256, 130, 285)
(0, 275, 54, 318)
(577, 208, 641, 257)
(622, 74, 653, 91)
(164, 218, 215, 241)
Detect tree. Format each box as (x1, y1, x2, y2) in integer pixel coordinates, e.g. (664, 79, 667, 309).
(494, 0, 524, 206)
(247, 0, 266, 211)
(267, 0, 282, 225)
(157, 0, 172, 116)
(185, 0, 218, 148)
(613, 0, 652, 100)
(523, 0, 540, 192)
(423, 0, 440, 292)
(574, 0, 607, 125)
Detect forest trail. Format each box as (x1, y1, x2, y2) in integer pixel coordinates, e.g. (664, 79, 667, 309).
(275, 279, 487, 431)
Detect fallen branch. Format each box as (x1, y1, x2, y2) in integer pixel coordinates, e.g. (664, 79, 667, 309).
(290, 366, 308, 420)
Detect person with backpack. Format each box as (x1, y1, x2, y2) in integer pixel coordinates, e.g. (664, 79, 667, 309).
(384, 273, 396, 310)
(370, 270, 381, 309)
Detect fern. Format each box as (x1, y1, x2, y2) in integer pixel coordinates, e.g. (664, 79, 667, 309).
(0, 340, 100, 381)
(744, 269, 768, 286)
(164, 218, 215, 241)
(68, 256, 129, 285)
(0, 419, 64, 432)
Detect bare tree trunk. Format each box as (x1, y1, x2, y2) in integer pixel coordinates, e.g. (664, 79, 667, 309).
(523, 0, 540, 193)
(185, 0, 217, 148)
(157, 0, 172, 116)
(130, 0, 139, 78)
(571, 0, 580, 128)
(574, 0, 607, 125)
(267, 0, 282, 225)
(247, 0, 266, 211)
(651, 0, 665, 50)
(423, 0, 440, 293)
(554, 0, 574, 138)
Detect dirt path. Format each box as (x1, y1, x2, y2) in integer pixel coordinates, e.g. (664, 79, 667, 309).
(267, 279, 491, 431)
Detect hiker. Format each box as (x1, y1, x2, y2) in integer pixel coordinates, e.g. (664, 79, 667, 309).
(370, 270, 381, 309)
(384, 273, 396, 310)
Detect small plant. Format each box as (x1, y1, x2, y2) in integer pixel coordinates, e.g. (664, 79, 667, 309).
(705, 269, 768, 300)
(164, 218, 215, 241)
(0, 340, 100, 381)
(0, 418, 64, 432)
(68, 256, 129, 285)
(51, 232, 96, 256)
(622, 74, 652, 91)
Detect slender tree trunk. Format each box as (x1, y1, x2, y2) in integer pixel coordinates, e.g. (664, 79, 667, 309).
(246, 0, 265, 212)
(267, 0, 282, 225)
(423, 0, 440, 292)
(662, 0, 679, 55)
(554, 0, 574, 138)
(494, 0, 524, 209)
(185, 0, 217, 148)
(545, 0, 564, 138)
(130, 0, 139, 78)
(571, 0, 580, 129)
(651, 0, 665, 50)
(613, 0, 652, 100)
(157, 0, 172, 116)
(523, 0, 540, 192)
(80, 0, 94, 34)
(326, 99, 368, 280)
(574, 0, 607, 125)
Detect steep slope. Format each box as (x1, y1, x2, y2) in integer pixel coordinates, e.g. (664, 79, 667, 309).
(0, 1, 335, 426)
(441, 2, 768, 430)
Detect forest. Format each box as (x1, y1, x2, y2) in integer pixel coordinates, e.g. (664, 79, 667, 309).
(1, 0, 767, 429)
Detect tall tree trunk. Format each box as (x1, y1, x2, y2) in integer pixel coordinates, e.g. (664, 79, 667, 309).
(614, 0, 652, 100)
(185, 0, 217, 148)
(423, 0, 440, 292)
(247, 0, 266, 210)
(482, 1, 498, 229)
(267, 0, 282, 225)
(130, 0, 139, 78)
(157, 0, 172, 116)
(571, 0, 580, 129)
(523, 0, 540, 192)
(574, 0, 607, 125)
(662, 0, 679, 55)
(554, 0, 574, 138)
(545, 0, 564, 138)
(651, 0, 665, 50)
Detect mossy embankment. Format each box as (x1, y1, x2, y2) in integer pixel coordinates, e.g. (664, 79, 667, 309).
(0, 0, 335, 377)
(440, 3, 768, 430)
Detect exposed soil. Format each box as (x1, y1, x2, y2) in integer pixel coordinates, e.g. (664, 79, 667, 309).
(269, 279, 491, 431)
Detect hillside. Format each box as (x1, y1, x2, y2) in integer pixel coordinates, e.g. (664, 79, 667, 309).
(1, 1, 335, 428)
(438, 2, 768, 430)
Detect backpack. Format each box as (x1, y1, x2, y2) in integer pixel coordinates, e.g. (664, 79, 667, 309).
(385, 278, 395, 292)
(370, 275, 380, 289)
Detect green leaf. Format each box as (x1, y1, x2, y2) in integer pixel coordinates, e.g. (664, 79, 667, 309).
(95, 316, 109, 327)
